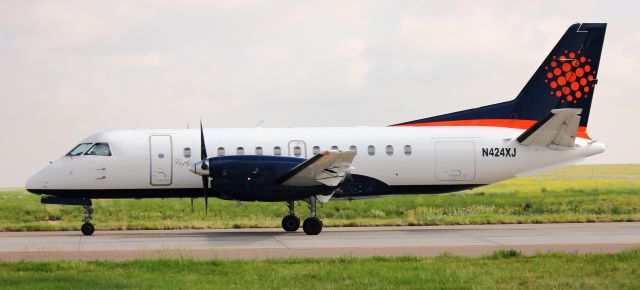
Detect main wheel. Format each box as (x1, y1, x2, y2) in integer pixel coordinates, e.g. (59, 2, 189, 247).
(81, 222, 95, 236)
(302, 217, 323, 235)
(282, 215, 300, 232)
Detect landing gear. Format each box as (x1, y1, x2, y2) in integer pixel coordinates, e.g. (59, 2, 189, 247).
(303, 197, 323, 235)
(281, 198, 324, 235)
(282, 215, 300, 232)
(281, 201, 300, 232)
(81, 222, 95, 236)
(81, 205, 95, 236)
(303, 217, 323, 235)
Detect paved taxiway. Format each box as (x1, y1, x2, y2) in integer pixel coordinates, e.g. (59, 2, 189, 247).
(1, 222, 639, 261)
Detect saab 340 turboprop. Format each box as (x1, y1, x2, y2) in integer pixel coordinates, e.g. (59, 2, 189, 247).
(26, 23, 607, 236)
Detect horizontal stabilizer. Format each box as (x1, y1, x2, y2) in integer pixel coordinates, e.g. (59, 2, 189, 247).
(517, 108, 582, 148)
(276, 150, 356, 187)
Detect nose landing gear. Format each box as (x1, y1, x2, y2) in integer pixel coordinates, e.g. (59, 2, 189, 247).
(81, 205, 95, 236)
(40, 196, 95, 236)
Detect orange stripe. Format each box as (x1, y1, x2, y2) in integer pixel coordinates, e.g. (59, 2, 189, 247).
(394, 119, 590, 139)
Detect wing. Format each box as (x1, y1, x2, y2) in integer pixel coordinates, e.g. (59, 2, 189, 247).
(516, 108, 582, 148)
(275, 150, 356, 187)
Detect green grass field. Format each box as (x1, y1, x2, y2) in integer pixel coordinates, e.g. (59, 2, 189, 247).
(1, 249, 639, 289)
(1, 164, 639, 231)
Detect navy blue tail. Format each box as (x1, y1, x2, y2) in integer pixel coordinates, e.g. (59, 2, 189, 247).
(394, 23, 606, 131)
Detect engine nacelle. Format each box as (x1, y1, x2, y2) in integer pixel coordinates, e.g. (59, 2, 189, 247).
(208, 155, 333, 201)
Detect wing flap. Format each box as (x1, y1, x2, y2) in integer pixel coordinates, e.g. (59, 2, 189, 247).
(276, 151, 356, 187)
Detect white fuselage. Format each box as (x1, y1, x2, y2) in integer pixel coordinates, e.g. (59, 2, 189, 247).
(26, 126, 605, 199)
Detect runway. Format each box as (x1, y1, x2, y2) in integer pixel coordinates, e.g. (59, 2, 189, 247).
(1, 222, 639, 261)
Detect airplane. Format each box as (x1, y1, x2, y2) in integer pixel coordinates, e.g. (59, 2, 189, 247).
(26, 23, 607, 236)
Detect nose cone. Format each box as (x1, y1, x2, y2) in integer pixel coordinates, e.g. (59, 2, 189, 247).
(189, 160, 210, 176)
(25, 172, 45, 193)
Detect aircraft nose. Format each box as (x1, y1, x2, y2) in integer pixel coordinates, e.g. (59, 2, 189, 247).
(25, 172, 45, 193)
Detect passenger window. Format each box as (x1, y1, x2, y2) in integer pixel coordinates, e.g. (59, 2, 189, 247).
(349, 145, 357, 152)
(183, 147, 192, 158)
(312, 146, 321, 155)
(404, 145, 412, 156)
(386, 145, 394, 156)
(274, 146, 282, 156)
(84, 142, 112, 156)
(293, 146, 302, 157)
(255, 146, 263, 155)
(66, 143, 92, 156)
(237, 147, 245, 155)
(368, 145, 375, 156)
(331, 145, 339, 151)
(217, 147, 225, 156)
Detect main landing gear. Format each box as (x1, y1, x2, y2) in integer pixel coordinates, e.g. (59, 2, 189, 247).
(282, 201, 300, 232)
(281, 198, 323, 235)
(81, 205, 95, 236)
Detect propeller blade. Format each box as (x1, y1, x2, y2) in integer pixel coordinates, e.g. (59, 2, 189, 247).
(200, 120, 208, 162)
(200, 119, 209, 216)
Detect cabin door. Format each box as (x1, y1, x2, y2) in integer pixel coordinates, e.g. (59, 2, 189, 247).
(149, 135, 173, 186)
(435, 141, 476, 181)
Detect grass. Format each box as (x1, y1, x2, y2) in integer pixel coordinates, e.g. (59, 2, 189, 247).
(1, 249, 640, 289)
(1, 164, 639, 231)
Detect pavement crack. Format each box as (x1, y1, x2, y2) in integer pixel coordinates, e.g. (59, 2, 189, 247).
(268, 234, 290, 249)
(454, 230, 504, 246)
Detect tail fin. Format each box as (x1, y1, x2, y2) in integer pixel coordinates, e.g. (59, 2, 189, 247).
(393, 23, 606, 138)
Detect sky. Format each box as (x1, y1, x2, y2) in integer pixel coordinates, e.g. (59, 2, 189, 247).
(0, 0, 638, 188)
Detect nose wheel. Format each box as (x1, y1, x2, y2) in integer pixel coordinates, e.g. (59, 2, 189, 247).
(81, 206, 95, 236)
(81, 222, 95, 236)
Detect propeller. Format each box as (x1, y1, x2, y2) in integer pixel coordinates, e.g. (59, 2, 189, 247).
(200, 120, 209, 215)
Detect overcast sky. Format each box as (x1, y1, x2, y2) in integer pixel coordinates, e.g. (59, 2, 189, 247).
(1, 1, 638, 187)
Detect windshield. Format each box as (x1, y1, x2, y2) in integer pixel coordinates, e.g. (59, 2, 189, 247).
(66, 143, 92, 156)
(84, 142, 112, 156)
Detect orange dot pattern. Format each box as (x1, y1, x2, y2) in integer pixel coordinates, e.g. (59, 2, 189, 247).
(546, 51, 596, 104)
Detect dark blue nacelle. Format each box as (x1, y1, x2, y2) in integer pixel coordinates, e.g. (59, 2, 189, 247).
(209, 155, 334, 201)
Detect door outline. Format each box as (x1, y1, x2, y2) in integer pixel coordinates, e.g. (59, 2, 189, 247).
(149, 135, 173, 186)
(434, 141, 476, 181)
(288, 140, 307, 158)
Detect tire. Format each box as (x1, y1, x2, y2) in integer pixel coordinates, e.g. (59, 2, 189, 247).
(302, 217, 323, 235)
(81, 222, 95, 236)
(281, 215, 300, 232)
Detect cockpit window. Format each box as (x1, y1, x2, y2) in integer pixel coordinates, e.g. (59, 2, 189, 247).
(84, 142, 112, 156)
(66, 143, 92, 156)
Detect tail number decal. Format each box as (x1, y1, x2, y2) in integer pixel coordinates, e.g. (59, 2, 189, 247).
(482, 147, 517, 158)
